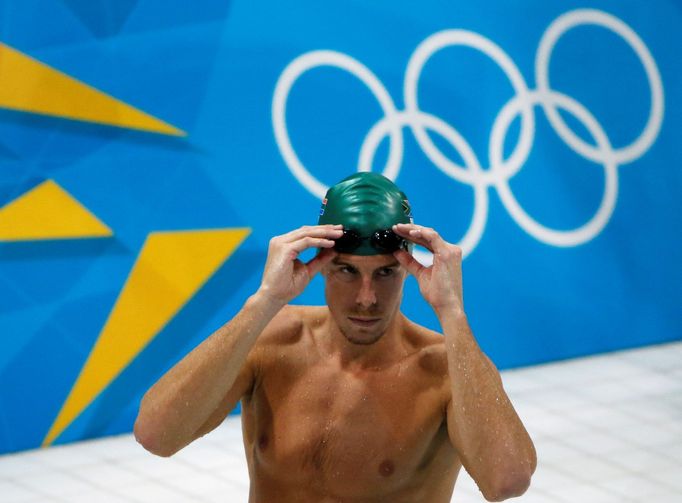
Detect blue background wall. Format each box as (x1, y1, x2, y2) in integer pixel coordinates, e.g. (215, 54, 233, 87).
(0, 0, 680, 454)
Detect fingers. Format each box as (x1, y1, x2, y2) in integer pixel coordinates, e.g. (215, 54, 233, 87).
(281, 224, 343, 243)
(305, 248, 337, 277)
(289, 236, 337, 254)
(392, 223, 450, 255)
(269, 225, 343, 259)
(393, 249, 424, 277)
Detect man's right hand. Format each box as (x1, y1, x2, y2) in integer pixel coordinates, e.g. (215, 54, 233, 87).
(257, 224, 342, 306)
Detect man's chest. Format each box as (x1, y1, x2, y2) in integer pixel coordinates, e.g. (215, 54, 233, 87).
(243, 360, 452, 495)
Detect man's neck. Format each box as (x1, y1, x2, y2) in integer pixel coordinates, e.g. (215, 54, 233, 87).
(325, 310, 408, 372)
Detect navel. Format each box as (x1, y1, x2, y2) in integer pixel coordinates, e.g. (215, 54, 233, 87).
(378, 459, 395, 477)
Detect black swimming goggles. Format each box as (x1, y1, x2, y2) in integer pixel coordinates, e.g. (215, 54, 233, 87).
(333, 228, 409, 254)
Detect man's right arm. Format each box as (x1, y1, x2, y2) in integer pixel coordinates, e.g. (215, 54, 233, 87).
(133, 290, 285, 457)
(133, 224, 342, 457)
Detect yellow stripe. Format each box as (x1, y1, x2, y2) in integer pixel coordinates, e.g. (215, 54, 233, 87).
(0, 179, 112, 241)
(0, 43, 185, 136)
(42, 228, 250, 445)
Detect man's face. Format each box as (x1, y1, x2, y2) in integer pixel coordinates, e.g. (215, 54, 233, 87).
(322, 253, 407, 345)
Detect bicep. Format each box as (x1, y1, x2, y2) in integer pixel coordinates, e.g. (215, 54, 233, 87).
(444, 353, 503, 447)
(191, 305, 297, 441)
(192, 345, 260, 441)
(445, 352, 522, 499)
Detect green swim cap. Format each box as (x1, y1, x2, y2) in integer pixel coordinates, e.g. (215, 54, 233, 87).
(318, 172, 413, 255)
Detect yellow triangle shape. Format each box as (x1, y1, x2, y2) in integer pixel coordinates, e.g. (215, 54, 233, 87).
(42, 227, 251, 446)
(0, 42, 185, 136)
(0, 179, 112, 241)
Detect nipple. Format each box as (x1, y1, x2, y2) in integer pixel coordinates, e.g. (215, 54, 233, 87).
(379, 459, 395, 477)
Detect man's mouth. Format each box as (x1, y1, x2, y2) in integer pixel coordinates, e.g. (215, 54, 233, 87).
(348, 317, 381, 327)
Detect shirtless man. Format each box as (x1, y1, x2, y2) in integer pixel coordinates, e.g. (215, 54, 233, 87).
(134, 173, 536, 502)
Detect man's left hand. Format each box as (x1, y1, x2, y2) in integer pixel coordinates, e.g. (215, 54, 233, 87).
(392, 223, 464, 315)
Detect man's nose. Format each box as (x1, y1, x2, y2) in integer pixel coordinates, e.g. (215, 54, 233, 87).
(356, 276, 377, 307)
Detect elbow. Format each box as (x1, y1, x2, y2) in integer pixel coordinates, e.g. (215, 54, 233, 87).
(133, 414, 177, 458)
(483, 479, 531, 502)
(482, 471, 533, 502)
(482, 436, 537, 501)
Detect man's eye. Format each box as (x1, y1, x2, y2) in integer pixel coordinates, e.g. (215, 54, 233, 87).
(377, 268, 395, 277)
(340, 266, 356, 274)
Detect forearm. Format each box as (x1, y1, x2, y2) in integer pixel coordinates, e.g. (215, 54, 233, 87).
(438, 307, 536, 495)
(135, 290, 283, 454)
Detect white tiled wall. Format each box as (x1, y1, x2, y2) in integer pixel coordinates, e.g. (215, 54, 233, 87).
(1, 341, 680, 502)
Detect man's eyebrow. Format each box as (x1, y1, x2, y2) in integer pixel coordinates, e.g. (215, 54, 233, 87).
(331, 257, 353, 266)
(330, 257, 399, 269)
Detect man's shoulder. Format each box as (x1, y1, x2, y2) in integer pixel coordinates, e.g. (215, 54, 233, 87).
(402, 316, 448, 378)
(403, 314, 444, 349)
(257, 304, 327, 347)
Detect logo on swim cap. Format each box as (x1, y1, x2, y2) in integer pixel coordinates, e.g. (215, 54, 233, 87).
(402, 199, 413, 220)
(319, 198, 328, 216)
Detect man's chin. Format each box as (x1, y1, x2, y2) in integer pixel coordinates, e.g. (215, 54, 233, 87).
(341, 325, 384, 345)
(345, 335, 381, 346)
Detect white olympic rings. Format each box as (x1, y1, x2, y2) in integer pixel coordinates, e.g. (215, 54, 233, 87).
(272, 8, 664, 260)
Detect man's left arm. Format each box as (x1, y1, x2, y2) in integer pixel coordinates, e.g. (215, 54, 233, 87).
(393, 223, 536, 502)
(439, 306, 536, 501)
